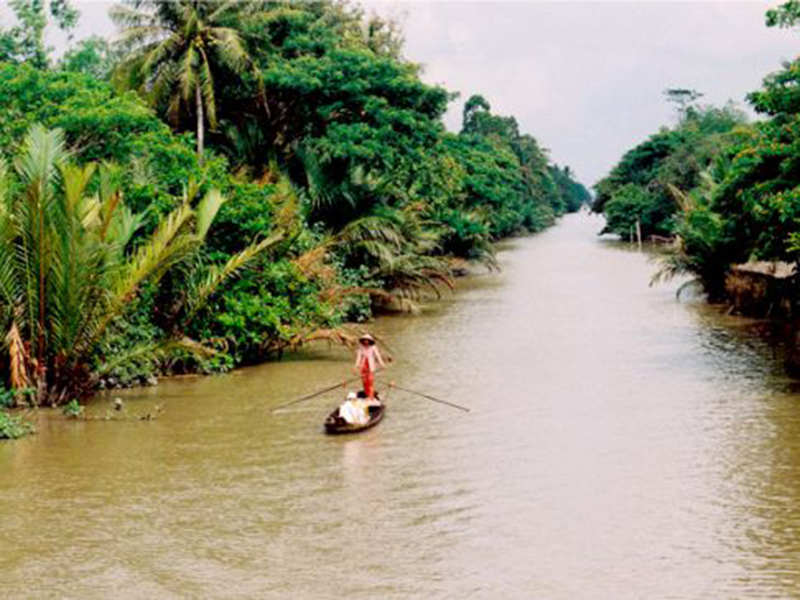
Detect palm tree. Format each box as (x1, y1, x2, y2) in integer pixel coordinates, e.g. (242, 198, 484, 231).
(0, 125, 281, 405)
(295, 200, 455, 312)
(650, 175, 730, 301)
(111, 0, 257, 161)
(293, 152, 458, 309)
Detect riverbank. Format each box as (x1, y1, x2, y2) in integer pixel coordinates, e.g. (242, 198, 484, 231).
(0, 0, 590, 409)
(4, 213, 800, 598)
(613, 235, 800, 377)
(0, 225, 517, 439)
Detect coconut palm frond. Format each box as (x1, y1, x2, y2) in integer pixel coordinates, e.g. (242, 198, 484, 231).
(94, 336, 217, 380)
(15, 124, 70, 190)
(0, 159, 21, 313)
(209, 26, 249, 72)
(378, 253, 454, 297)
(95, 163, 124, 236)
(283, 326, 394, 353)
(50, 161, 112, 360)
(271, 177, 302, 232)
(84, 199, 198, 354)
(112, 199, 196, 302)
(166, 336, 220, 359)
(13, 126, 71, 366)
(299, 151, 346, 211)
(336, 215, 405, 249)
(293, 245, 336, 282)
(178, 43, 199, 103)
(197, 48, 218, 129)
(667, 183, 693, 213)
(207, 0, 237, 22)
(93, 341, 165, 379)
(297, 327, 360, 350)
(105, 204, 144, 261)
(140, 31, 184, 75)
(59, 163, 97, 214)
(195, 188, 226, 239)
(0, 157, 8, 207)
(675, 278, 703, 300)
(114, 0, 257, 159)
(356, 239, 398, 264)
(650, 257, 686, 287)
(128, 155, 158, 188)
(318, 285, 394, 304)
(109, 4, 164, 36)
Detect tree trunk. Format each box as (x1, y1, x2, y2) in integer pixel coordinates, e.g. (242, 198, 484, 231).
(196, 84, 205, 164)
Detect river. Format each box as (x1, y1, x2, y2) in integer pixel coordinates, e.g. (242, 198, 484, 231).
(2, 212, 800, 598)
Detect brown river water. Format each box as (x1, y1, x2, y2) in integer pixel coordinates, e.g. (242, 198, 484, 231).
(3, 212, 800, 599)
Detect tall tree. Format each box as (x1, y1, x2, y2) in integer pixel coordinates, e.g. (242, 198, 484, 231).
(0, 0, 79, 67)
(766, 0, 800, 28)
(111, 0, 257, 161)
(664, 88, 704, 116)
(0, 126, 219, 402)
(60, 36, 117, 80)
(0, 125, 284, 403)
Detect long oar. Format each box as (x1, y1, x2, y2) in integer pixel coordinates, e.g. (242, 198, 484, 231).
(272, 376, 360, 413)
(391, 383, 471, 413)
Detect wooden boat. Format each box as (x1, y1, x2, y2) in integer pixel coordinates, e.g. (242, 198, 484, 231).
(324, 392, 384, 434)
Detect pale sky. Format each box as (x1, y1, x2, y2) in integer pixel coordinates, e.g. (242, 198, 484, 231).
(3, 0, 799, 186)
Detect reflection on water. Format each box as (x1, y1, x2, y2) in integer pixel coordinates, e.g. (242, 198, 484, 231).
(2, 213, 800, 598)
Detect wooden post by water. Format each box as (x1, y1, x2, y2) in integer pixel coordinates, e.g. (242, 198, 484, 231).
(635, 219, 642, 249)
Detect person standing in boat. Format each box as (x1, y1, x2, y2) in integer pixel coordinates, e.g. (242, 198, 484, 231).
(355, 333, 386, 400)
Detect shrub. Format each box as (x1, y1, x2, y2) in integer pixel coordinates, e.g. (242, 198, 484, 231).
(0, 411, 33, 440)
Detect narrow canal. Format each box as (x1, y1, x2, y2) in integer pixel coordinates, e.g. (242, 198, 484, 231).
(2, 213, 800, 598)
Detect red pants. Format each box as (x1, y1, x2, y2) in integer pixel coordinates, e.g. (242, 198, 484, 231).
(361, 366, 375, 398)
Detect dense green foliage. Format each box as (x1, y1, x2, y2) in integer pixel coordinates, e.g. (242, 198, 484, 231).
(0, 126, 285, 405)
(0, 0, 587, 415)
(0, 0, 78, 68)
(0, 409, 32, 439)
(111, 0, 259, 160)
(594, 102, 747, 241)
(599, 1, 800, 308)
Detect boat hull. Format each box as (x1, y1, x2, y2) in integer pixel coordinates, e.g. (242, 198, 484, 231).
(324, 402, 384, 434)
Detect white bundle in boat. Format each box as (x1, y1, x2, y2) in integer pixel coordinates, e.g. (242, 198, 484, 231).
(339, 395, 369, 425)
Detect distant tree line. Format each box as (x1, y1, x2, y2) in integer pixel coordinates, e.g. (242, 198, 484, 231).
(594, 1, 800, 306)
(0, 0, 589, 414)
